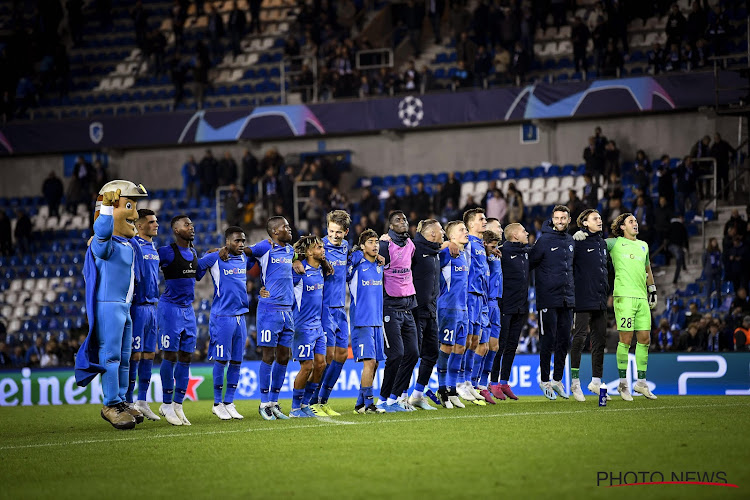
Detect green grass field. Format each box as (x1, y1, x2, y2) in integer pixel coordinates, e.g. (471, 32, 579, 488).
(1, 396, 748, 499)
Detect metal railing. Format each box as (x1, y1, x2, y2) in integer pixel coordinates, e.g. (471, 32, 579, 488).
(691, 157, 718, 212)
(292, 180, 318, 231)
(700, 164, 750, 250)
(280, 55, 318, 104)
(355, 48, 394, 70)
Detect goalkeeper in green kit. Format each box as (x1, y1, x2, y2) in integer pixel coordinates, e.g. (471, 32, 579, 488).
(574, 212, 657, 401)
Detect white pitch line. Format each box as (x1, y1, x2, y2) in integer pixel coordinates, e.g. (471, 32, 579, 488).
(1, 402, 748, 452)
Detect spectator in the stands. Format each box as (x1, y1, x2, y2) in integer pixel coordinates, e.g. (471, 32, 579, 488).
(224, 185, 244, 227)
(592, 17, 609, 77)
(403, 60, 419, 91)
(442, 172, 461, 208)
(604, 171, 623, 201)
(603, 197, 624, 228)
(704, 237, 723, 300)
(571, 16, 590, 74)
(413, 182, 431, 221)
(582, 174, 599, 209)
(506, 182, 524, 223)
(0, 211, 11, 257)
(474, 46, 492, 86)
(711, 132, 735, 200)
(499, 6, 519, 51)
(206, 2, 225, 62)
(462, 195, 481, 212)
(456, 31, 477, 68)
(706, 4, 728, 56)
(14, 76, 37, 118)
(685, 302, 701, 326)
(440, 198, 461, 224)
(485, 189, 507, 224)
(653, 195, 674, 251)
(567, 189, 585, 229)
(665, 3, 686, 47)
(633, 195, 653, 244)
(42, 171, 64, 218)
(218, 151, 238, 187)
(72, 155, 92, 198)
(675, 156, 699, 215)
(182, 154, 199, 201)
(679, 324, 703, 352)
(359, 189, 380, 220)
(663, 42, 683, 72)
(92, 160, 107, 190)
(228, 1, 247, 58)
(194, 40, 211, 109)
(731, 288, 750, 315)
(241, 149, 259, 202)
(452, 60, 471, 89)
(403, 0, 424, 58)
(705, 319, 724, 352)
(473, 0, 490, 47)
(686, 1, 708, 45)
(131, 1, 150, 52)
(451, 1, 471, 41)
(510, 41, 529, 86)
(66, 0, 84, 47)
(654, 318, 675, 352)
(666, 215, 689, 284)
(603, 140, 620, 179)
(428, 0, 446, 44)
(549, 0, 567, 29)
(668, 301, 686, 331)
(724, 209, 747, 239)
(657, 155, 675, 208)
(584, 136, 604, 185)
(14, 209, 32, 255)
(199, 149, 219, 198)
(284, 35, 301, 60)
(41, 339, 60, 368)
(586, 1, 607, 31)
(690, 134, 712, 159)
(249, 0, 262, 34)
(648, 42, 665, 74)
(171, 0, 187, 48)
(169, 49, 188, 107)
(725, 236, 749, 294)
(733, 315, 750, 351)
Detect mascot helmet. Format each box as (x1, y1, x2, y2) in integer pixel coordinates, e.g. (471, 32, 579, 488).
(94, 180, 148, 217)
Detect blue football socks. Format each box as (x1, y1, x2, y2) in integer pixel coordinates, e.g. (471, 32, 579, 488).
(225, 363, 240, 404)
(437, 350, 449, 389)
(126, 359, 139, 403)
(137, 358, 153, 401)
(160, 359, 176, 404)
(213, 362, 225, 404)
(259, 361, 272, 404)
(173, 361, 190, 404)
(319, 360, 344, 404)
(269, 361, 287, 403)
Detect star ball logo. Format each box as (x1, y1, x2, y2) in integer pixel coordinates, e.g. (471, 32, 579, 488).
(238, 367, 258, 397)
(398, 96, 424, 127)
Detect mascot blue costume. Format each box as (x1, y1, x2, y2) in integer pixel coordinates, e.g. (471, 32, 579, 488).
(75, 180, 148, 430)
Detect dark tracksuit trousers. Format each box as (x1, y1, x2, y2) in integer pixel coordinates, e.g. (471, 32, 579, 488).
(414, 308, 439, 389)
(570, 310, 607, 378)
(381, 308, 418, 400)
(491, 312, 525, 383)
(539, 306, 573, 382)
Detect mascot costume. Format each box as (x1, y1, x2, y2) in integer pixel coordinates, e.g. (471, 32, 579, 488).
(75, 180, 148, 430)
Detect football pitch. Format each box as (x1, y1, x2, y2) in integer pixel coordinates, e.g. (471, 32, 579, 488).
(1, 396, 748, 500)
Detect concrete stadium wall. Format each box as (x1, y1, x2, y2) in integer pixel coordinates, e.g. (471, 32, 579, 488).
(0, 110, 742, 198)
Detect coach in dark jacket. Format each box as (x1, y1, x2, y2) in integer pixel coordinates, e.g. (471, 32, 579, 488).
(529, 206, 575, 398)
(491, 223, 531, 389)
(570, 209, 609, 400)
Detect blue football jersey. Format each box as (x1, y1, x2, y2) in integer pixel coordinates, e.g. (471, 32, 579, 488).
(250, 239, 294, 310)
(347, 257, 384, 327)
(204, 251, 250, 316)
(438, 247, 469, 311)
(292, 259, 324, 330)
(466, 235, 488, 296)
(132, 236, 160, 304)
(487, 252, 503, 300)
(158, 244, 211, 307)
(322, 236, 348, 309)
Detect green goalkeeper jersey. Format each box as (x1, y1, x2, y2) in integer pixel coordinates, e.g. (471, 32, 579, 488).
(606, 236, 649, 299)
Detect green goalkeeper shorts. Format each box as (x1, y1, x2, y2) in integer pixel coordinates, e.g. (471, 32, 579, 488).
(613, 296, 651, 332)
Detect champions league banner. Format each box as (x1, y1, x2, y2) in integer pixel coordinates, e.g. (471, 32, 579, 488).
(1, 353, 748, 406)
(0, 71, 744, 156)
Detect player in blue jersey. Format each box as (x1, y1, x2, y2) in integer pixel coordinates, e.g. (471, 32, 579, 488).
(461, 208, 489, 405)
(436, 220, 471, 409)
(348, 229, 386, 414)
(289, 210, 348, 416)
(289, 236, 327, 418)
(157, 215, 214, 426)
(246, 216, 295, 421)
(125, 208, 161, 421)
(479, 222, 502, 404)
(204, 226, 250, 420)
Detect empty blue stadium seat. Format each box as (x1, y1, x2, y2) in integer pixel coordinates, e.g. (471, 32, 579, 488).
(504, 168, 518, 179)
(383, 175, 396, 187)
(436, 173, 448, 184)
(561, 164, 574, 175)
(476, 170, 490, 181)
(518, 167, 533, 178)
(395, 174, 408, 185)
(454, 171, 466, 182)
(423, 173, 435, 184)
(532, 166, 546, 177)
(409, 174, 422, 185)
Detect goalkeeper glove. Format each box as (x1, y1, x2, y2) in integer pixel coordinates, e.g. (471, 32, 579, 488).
(648, 284, 657, 310)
